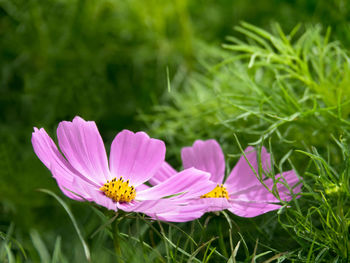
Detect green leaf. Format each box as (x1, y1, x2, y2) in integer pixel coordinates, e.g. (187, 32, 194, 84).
(30, 230, 50, 263)
(38, 189, 91, 261)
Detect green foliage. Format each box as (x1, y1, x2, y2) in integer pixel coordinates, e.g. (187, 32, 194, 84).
(0, 0, 196, 131)
(2, 201, 295, 262)
(143, 24, 350, 165)
(280, 138, 350, 261)
(2, 0, 350, 262)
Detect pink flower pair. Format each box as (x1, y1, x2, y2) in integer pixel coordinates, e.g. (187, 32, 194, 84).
(32, 117, 301, 222)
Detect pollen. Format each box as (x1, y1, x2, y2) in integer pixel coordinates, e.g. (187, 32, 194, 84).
(100, 177, 136, 203)
(201, 184, 229, 199)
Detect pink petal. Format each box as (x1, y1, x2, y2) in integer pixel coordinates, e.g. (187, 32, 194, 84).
(151, 213, 204, 222)
(228, 184, 279, 203)
(225, 146, 271, 192)
(32, 127, 64, 170)
(262, 170, 302, 201)
(181, 140, 225, 184)
(117, 199, 179, 214)
(227, 170, 301, 202)
(54, 177, 85, 201)
(54, 174, 86, 201)
(151, 198, 231, 222)
(31, 127, 99, 200)
(55, 171, 117, 211)
(136, 168, 215, 200)
(50, 162, 95, 201)
(136, 184, 150, 191)
(56, 116, 110, 185)
(148, 162, 177, 185)
(227, 200, 282, 218)
(81, 184, 117, 211)
(151, 203, 207, 222)
(54, 167, 117, 211)
(109, 130, 165, 186)
(194, 198, 231, 213)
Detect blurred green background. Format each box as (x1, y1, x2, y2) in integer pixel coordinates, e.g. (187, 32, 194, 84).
(1, 0, 350, 261)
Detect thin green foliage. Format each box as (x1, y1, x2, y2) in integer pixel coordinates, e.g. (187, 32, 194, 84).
(0, 225, 27, 261)
(30, 230, 50, 262)
(38, 189, 91, 261)
(279, 138, 350, 261)
(143, 23, 350, 165)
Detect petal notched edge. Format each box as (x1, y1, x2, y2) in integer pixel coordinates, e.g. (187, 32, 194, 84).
(56, 116, 110, 185)
(181, 139, 225, 184)
(109, 130, 165, 186)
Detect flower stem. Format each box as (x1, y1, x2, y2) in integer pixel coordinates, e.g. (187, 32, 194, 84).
(112, 212, 124, 262)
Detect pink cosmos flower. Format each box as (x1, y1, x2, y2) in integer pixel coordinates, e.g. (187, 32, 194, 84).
(149, 139, 302, 219)
(31, 117, 216, 219)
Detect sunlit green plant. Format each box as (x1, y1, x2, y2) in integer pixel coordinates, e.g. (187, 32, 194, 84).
(143, 23, 350, 165)
(279, 137, 350, 262)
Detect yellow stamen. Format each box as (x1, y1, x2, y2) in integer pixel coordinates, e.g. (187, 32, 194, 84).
(201, 184, 229, 199)
(100, 177, 136, 203)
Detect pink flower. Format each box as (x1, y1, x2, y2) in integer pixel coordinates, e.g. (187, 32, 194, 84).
(150, 139, 302, 219)
(31, 117, 216, 218)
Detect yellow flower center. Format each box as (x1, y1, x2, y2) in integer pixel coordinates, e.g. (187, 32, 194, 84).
(100, 177, 136, 203)
(201, 184, 229, 199)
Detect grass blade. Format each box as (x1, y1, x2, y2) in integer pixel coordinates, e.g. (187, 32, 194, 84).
(38, 189, 91, 261)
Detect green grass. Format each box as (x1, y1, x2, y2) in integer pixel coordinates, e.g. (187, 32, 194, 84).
(280, 139, 350, 261)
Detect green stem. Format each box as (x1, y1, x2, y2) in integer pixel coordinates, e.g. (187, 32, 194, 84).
(112, 212, 124, 262)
